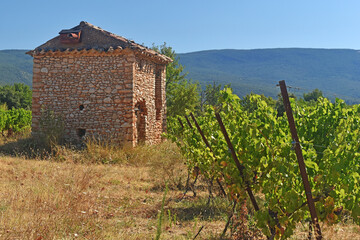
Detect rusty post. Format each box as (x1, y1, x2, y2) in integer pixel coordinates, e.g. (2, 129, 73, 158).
(189, 112, 227, 196)
(177, 117, 184, 129)
(279, 80, 322, 240)
(189, 113, 212, 151)
(184, 115, 193, 129)
(215, 112, 259, 211)
(216, 112, 278, 239)
(182, 114, 198, 197)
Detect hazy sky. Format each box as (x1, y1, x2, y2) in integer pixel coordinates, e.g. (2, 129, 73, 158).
(1, 0, 360, 53)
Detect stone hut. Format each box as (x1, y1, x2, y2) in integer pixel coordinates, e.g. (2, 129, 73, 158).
(27, 21, 172, 145)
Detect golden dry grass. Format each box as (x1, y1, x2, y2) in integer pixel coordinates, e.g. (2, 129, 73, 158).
(0, 139, 358, 239)
(0, 156, 181, 239)
(0, 141, 228, 240)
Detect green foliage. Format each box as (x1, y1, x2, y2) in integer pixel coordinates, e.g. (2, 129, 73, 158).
(200, 82, 231, 110)
(153, 43, 200, 117)
(0, 83, 32, 109)
(0, 110, 7, 134)
(166, 78, 200, 118)
(303, 88, 323, 102)
(0, 108, 31, 135)
(0, 103, 7, 111)
(240, 93, 275, 113)
(202, 82, 222, 107)
(166, 89, 360, 239)
(6, 108, 32, 132)
(155, 182, 168, 240)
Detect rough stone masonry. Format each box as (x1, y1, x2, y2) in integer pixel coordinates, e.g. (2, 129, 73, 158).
(27, 21, 172, 146)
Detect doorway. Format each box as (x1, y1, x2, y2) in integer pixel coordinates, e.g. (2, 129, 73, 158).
(135, 100, 147, 144)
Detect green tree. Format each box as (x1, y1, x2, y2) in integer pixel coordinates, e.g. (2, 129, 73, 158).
(240, 93, 275, 113)
(153, 43, 200, 117)
(0, 83, 32, 109)
(166, 78, 200, 117)
(200, 82, 230, 110)
(303, 88, 323, 102)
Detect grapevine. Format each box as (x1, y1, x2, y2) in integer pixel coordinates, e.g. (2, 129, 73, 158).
(0, 108, 31, 136)
(166, 88, 360, 239)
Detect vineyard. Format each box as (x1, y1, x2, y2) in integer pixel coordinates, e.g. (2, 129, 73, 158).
(167, 81, 360, 239)
(0, 108, 31, 136)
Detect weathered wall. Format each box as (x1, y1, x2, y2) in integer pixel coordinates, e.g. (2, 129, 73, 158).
(133, 57, 166, 144)
(32, 51, 136, 143)
(32, 50, 167, 146)
(134, 58, 165, 143)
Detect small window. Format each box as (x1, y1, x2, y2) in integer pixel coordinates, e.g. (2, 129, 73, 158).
(59, 30, 82, 44)
(79, 104, 84, 111)
(77, 128, 86, 138)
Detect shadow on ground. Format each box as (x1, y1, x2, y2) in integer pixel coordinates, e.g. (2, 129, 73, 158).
(170, 197, 231, 222)
(0, 136, 53, 159)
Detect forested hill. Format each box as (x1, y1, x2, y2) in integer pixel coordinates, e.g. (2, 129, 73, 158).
(0, 50, 32, 86)
(178, 48, 360, 103)
(2, 48, 360, 103)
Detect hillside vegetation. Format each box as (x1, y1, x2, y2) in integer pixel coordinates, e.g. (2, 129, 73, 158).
(3, 48, 360, 102)
(0, 50, 32, 86)
(179, 48, 360, 103)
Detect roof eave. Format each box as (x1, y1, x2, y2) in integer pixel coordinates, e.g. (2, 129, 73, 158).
(25, 50, 35, 57)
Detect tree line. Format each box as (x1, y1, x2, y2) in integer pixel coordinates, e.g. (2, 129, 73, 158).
(0, 83, 32, 110)
(154, 43, 326, 118)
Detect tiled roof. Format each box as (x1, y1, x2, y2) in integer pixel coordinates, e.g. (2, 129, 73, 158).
(27, 21, 172, 63)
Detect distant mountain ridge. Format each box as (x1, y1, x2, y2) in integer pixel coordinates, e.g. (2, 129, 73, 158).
(0, 50, 32, 86)
(2, 48, 360, 103)
(178, 48, 360, 103)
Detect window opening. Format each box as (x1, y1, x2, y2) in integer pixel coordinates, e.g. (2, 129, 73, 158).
(77, 128, 86, 138)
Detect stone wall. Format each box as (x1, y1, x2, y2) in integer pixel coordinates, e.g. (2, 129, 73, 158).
(32, 50, 167, 146)
(133, 58, 166, 144)
(32, 51, 137, 143)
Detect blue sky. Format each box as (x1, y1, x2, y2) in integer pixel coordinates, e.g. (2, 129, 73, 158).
(1, 0, 360, 53)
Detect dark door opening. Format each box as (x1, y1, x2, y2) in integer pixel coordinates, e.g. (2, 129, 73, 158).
(135, 101, 147, 144)
(77, 128, 86, 138)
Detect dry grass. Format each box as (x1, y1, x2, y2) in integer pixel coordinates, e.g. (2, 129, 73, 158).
(0, 154, 184, 239)
(290, 221, 360, 239)
(0, 137, 359, 239)
(0, 139, 227, 239)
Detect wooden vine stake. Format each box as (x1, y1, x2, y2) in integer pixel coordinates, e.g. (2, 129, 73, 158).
(278, 80, 322, 240)
(177, 117, 184, 129)
(216, 112, 283, 239)
(184, 115, 193, 129)
(189, 112, 226, 196)
(215, 112, 260, 211)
